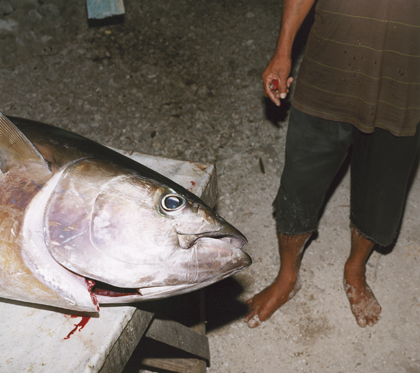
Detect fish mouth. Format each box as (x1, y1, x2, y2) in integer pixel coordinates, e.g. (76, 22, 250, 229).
(90, 279, 143, 298)
(136, 261, 251, 300)
(88, 244, 252, 304)
(88, 224, 250, 304)
(89, 255, 251, 303)
(177, 223, 248, 250)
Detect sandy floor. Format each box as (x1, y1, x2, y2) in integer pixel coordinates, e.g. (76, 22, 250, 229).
(1, 0, 420, 372)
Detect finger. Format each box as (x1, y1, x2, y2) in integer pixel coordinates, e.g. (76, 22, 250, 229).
(264, 80, 280, 106)
(278, 75, 288, 99)
(279, 75, 294, 99)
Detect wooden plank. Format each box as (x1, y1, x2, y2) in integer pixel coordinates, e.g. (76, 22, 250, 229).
(189, 290, 207, 373)
(122, 290, 209, 373)
(139, 290, 208, 373)
(140, 357, 202, 373)
(99, 309, 154, 373)
(145, 319, 210, 362)
(190, 289, 206, 336)
(124, 336, 206, 373)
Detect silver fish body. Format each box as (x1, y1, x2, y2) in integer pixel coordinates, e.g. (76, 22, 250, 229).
(0, 113, 250, 314)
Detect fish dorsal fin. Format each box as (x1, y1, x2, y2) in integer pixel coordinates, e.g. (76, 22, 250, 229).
(0, 112, 50, 173)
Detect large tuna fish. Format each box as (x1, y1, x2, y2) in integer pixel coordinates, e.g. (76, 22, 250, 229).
(0, 113, 250, 315)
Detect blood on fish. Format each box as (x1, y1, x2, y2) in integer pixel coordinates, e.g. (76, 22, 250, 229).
(65, 279, 139, 340)
(64, 316, 90, 340)
(190, 181, 196, 186)
(93, 288, 139, 297)
(86, 279, 95, 291)
(86, 279, 99, 311)
(89, 279, 140, 297)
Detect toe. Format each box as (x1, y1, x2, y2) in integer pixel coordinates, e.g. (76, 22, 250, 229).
(244, 307, 257, 323)
(247, 315, 261, 328)
(371, 314, 380, 325)
(246, 297, 254, 305)
(357, 315, 367, 327)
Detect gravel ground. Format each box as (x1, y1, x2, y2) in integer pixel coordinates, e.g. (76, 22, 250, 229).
(1, 1, 420, 372)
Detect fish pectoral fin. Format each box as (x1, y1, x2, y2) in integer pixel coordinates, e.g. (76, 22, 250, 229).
(0, 112, 51, 173)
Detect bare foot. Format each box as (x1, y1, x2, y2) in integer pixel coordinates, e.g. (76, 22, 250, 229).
(245, 274, 301, 328)
(344, 269, 381, 327)
(244, 232, 311, 328)
(344, 228, 381, 327)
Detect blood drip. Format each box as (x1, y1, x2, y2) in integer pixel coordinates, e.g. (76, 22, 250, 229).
(64, 316, 91, 340)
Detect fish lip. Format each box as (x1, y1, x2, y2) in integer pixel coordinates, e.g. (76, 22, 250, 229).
(177, 230, 248, 250)
(88, 249, 252, 302)
(91, 243, 247, 301)
(137, 268, 246, 299)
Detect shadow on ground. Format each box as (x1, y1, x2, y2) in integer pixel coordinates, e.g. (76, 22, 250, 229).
(136, 277, 248, 332)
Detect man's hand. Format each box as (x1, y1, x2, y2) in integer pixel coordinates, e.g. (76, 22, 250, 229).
(262, 55, 293, 106)
(263, 0, 316, 106)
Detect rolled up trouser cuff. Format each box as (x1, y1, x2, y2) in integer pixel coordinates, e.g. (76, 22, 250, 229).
(273, 190, 320, 235)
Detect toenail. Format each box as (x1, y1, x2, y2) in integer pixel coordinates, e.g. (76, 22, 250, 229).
(247, 315, 261, 328)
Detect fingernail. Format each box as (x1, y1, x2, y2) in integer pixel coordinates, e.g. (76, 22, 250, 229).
(280, 93, 287, 99)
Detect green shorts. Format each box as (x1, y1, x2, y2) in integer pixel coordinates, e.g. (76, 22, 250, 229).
(274, 107, 420, 246)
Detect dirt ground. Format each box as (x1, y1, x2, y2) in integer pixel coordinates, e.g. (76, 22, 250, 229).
(1, 1, 420, 372)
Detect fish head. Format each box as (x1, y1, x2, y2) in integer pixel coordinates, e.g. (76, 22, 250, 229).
(45, 158, 250, 302)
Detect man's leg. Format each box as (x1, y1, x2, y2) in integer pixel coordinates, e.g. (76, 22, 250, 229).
(245, 107, 353, 328)
(345, 125, 420, 327)
(344, 228, 381, 327)
(245, 232, 311, 328)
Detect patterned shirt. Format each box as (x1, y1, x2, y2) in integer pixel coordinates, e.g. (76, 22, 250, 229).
(292, 0, 420, 136)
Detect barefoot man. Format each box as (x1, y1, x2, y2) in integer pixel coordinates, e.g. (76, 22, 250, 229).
(245, 0, 420, 328)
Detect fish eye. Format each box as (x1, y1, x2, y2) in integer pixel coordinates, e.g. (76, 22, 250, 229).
(161, 194, 186, 212)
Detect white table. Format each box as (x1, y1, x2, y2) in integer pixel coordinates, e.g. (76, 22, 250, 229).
(0, 151, 215, 373)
